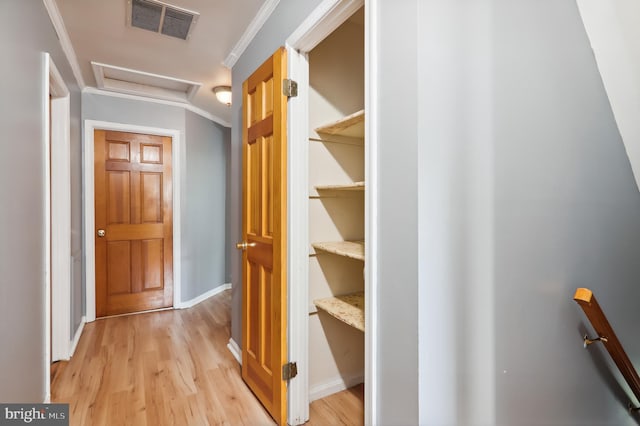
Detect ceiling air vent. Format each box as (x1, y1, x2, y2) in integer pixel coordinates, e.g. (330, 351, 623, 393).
(127, 0, 199, 40)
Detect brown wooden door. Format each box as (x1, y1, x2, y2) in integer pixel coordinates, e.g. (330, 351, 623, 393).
(241, 47, 288, 425)
(94, 130, 173, 317)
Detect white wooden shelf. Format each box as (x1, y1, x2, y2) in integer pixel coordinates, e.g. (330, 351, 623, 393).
(314, 292, 364, 332)
(311, 241, 364, 261)
(315, 181, 365, 192)
(314, 109, 365, 138)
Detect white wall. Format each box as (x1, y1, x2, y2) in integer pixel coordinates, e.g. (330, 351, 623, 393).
(414, 1, 494, 424)
(575, 0, 640, 192)
(371, 1, 421, 422)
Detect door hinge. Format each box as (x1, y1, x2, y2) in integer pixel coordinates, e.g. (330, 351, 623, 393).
(283, 79, 298, 98)
(282, 362, 298, 380)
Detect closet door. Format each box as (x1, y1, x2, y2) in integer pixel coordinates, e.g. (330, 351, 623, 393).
(239, 47, 288, 426)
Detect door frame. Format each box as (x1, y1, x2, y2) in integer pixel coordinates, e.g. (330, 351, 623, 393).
(83, 120, 182, 322)
(43, 52, 72, 401)
(284, 0, 376, 424)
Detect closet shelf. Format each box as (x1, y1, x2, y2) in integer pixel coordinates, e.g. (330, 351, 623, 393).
(315, 109, 365, 138)
(314, 292, 365, 332)
(312, 241, 364, 261)
(315, 181, 365, 191)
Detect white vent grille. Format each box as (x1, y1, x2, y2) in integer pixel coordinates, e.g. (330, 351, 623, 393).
(127, 0, 199, 40)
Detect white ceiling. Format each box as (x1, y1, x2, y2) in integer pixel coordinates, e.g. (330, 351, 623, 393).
(54, 0, 270, 125)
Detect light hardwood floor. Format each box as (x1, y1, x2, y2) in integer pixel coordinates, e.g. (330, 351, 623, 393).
(308, 384, 363, 426)
(52, 289, 363, 425)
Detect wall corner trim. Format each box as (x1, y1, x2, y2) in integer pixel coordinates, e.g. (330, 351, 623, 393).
(42, 0, 86, 88)
(227, 338, 242, 365)
(69, 316, 86, 358)
(222, 0, 281, 68)
(176, 283, 232, 309)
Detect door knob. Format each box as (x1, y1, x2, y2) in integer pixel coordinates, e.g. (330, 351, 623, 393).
(97, 229, 106, 237)
(236, 241, 256, 250)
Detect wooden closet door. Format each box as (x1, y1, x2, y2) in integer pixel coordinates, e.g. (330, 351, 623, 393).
(94, 130, 173, 317)
(240, 47, 288, 426)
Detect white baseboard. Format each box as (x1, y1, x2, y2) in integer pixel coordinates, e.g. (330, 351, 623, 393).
(309, 373, 364, 402)
(177, 283, 231, 309)
(227, 338, 242, 365)
(69, 316, 86, 357)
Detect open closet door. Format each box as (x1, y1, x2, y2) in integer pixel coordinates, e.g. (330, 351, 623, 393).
(239, 47, 289, 425)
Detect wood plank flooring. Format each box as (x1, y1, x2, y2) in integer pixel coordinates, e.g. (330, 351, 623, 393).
(51, 289, 363, 426)
(308, 384, 364, 426)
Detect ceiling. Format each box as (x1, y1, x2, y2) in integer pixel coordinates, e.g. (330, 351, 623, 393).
(54, 0, 270, 125)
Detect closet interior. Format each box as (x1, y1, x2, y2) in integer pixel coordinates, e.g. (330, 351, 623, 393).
(306, 6, 365, 419)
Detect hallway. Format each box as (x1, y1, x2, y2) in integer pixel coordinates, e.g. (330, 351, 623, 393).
(51, 290, 363, 425)
(52, 290, 273, 425)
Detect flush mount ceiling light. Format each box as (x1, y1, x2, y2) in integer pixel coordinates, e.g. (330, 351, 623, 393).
(127, 0, 199, 40)
(213, 86, 232, 106)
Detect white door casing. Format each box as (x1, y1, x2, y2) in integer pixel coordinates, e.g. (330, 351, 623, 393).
(44, 52, 72, 402)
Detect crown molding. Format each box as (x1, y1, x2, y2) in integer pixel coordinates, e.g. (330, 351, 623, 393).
(42, 0, 86, 88)
(222, 0, 281, 68)
(82, 87, 231, 128)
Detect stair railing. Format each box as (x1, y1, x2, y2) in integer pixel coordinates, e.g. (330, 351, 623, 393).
(573, 287, 640, 412)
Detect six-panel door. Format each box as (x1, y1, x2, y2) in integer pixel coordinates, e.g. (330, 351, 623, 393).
(94, 130, 173, 317)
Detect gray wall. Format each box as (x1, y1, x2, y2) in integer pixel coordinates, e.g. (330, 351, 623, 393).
(0, 1, 82, 402)
(83, 93, 229, 304)
(493, 0, 640, 423)
(225, 132, 232, 283)
(183, 110, 229, 300)
(229, 0, 325, 345)
(390, 0, 640, 424)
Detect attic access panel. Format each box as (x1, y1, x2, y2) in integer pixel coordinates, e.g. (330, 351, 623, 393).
(128, 0, 199, 40)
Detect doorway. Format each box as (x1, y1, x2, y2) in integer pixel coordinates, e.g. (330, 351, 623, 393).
(93, 130, 174, 317)
(284, 0, 373, 424)
(83, 121, 183, 322)
(44, 53, 72, 401)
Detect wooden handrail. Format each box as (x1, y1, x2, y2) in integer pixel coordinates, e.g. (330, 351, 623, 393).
(573, 288, 640, 406)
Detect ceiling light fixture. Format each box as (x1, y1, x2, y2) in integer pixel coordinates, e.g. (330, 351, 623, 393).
(213, 86, 232, 106)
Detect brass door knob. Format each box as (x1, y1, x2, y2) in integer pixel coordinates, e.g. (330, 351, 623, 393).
(97, 229, 106, 237)
(236, 241, 256, 250)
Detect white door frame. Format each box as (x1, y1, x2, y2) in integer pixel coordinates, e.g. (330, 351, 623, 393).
(83, 120, 182, 322)
(43, 52, 72, 402)
(284, 0, 376, 424)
